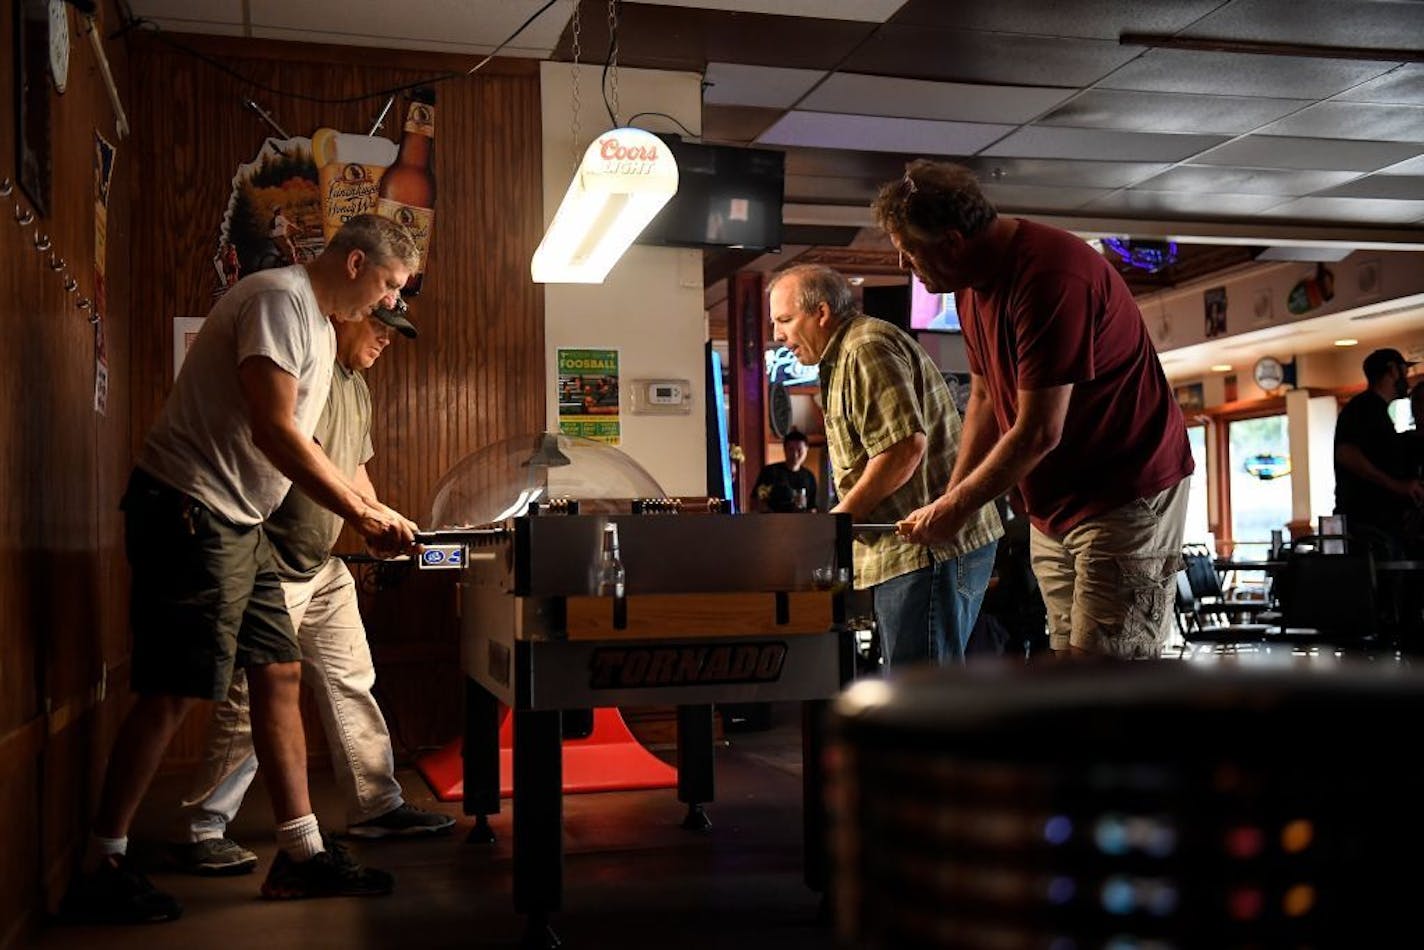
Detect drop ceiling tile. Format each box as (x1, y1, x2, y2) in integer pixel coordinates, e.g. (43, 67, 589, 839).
(783, 149, 909, 180)
(783, 175, 880, 204)
(1039, 89, 1310, 135)
(1258, 102, 1424, 144)
(843, 28, 1139, 87)
(635, 0, 904, 22)
(802, 74, 1074, 125)
(249, 25, 550, 56)
(702, 63, 825, 109)
(1337, 65, 1424, 106)
(887, 0, 1224, 41)
(552, 3, 874, 72)
(1315, 176, 1424, 201)
(959, 157, 1172, 189)
(1188, 0, 1424, 51)
(983, 127, 1227, 163)
(757, 112, 1013, 156)
(249, 0, 571, 53)
(1134, 165, 1359, 196)
(1378, 155, 1424, 176)
(1258, 196, 1424, 224)
(129, 16, 248, 36)
(1100, 49, 1398, 100)
(126, 0, 244, 21)
(1194, 136, 1424, 172)
(1081, 190, 1286, 217)
(702, 105, 785, 144)
(979, 184, 1112, 212)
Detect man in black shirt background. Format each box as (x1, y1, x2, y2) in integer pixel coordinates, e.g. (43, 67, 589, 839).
(753, 429, 818, 512)
(1334, 347, 1423, 555)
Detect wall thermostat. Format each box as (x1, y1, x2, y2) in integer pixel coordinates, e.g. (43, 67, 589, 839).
(630, 378, 693, 414)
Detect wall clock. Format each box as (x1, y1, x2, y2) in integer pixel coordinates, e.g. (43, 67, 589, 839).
(1253, 356, 1285, 391)
(49, 0, 70, 93)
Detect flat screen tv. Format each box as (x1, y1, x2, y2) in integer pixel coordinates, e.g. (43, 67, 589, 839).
(909, 273, 961, 333)
(637, 136, 784, 252)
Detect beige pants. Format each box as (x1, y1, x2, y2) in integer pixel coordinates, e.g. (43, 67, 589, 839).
(1030, 478, 1190, 659)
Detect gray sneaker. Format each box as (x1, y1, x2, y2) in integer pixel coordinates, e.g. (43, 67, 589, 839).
(171, 837, 258, 876)
(347, 803, 455, 839)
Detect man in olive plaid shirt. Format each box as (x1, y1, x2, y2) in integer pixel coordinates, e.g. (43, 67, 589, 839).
(769, 264, 1002, 667)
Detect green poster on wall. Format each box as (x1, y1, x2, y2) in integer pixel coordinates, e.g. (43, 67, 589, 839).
(557, 348, 620, 444)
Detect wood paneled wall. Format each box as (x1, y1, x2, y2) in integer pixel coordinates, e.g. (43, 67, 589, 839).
(0, 16, 544, 945)
(126, 34, 547, 766)
(1, 0, 134, 942)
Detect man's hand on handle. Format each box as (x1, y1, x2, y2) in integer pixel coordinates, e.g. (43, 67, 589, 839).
(353, 502, 421, 559)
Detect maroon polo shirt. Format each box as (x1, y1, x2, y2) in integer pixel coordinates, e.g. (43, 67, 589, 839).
(960, 219, 1193, 537)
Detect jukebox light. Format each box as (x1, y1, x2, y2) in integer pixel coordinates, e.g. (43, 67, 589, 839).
(531, 127, 679, 284)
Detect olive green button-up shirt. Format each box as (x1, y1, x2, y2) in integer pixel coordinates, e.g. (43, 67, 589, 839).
(819, 315, 1002, 589)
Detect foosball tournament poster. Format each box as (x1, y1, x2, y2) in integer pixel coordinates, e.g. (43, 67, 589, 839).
(557, 348, 621, 444)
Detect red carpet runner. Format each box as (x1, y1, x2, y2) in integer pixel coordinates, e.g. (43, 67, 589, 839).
(415, 707, 678, 801)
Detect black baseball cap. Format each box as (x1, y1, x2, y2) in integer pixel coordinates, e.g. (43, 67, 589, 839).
(1362, 347, 1416, 381)
(373, 297, 417, 339)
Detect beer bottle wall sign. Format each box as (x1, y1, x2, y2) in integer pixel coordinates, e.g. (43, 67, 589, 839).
(377, 87, 437, 295)
(312, 128, 398, 244)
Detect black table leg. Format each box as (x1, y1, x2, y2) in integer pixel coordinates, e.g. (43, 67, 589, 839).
(463, 676, 501, 844)
(514, 706, 563, 945)
(676, 704, 714, 831)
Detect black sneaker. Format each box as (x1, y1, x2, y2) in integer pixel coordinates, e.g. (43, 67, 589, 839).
(347, 803, 456, 839)
(60, 854, 183, 924)
(170, 837, 258, 876)
(260, 838, 394, 899)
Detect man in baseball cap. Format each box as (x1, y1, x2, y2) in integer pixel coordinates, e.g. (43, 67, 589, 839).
(372, 296, 417, 338)
(1334, 346, 1422, 555)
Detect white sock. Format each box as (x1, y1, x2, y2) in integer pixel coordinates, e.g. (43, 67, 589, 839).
(83, 834, 127, 872)
(275, 814, 325, 862)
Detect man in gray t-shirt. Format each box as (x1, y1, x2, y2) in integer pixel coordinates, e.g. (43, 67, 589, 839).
(65, 215, 423, 924)
(173, 302, 453, 874)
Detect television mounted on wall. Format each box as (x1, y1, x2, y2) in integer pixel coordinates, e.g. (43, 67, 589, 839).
(908, 273, 961, 333)
(637, 135, 785, 252)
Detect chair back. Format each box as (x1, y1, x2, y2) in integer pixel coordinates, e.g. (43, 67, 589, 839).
(1276, 548, 1377, 639)
(1182, 544, 1224, 600)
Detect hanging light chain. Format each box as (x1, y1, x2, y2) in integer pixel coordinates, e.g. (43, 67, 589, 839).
(606, 0, 620, 125)
(570, 0, 582, 169)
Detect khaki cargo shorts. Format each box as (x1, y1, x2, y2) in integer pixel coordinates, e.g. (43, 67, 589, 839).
(1029, 479, 1190, 659)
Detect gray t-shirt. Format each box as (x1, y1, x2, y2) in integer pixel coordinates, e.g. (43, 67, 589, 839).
(138, 265, 335, 526)
(265, 364, 373, 580)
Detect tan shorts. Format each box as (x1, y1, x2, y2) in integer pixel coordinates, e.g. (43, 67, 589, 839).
(1029, 479, 1190, 659)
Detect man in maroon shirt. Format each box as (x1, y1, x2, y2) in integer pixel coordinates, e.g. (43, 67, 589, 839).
(872, 160, 1193, 659)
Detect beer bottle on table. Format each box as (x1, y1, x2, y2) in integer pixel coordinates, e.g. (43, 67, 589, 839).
(378, 87, 436, 295)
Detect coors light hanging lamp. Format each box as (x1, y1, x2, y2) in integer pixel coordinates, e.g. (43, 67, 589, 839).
(531, 1, 678, 284)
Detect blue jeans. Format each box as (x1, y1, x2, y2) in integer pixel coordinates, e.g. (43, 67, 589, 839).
(872, 541, 998, 669)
